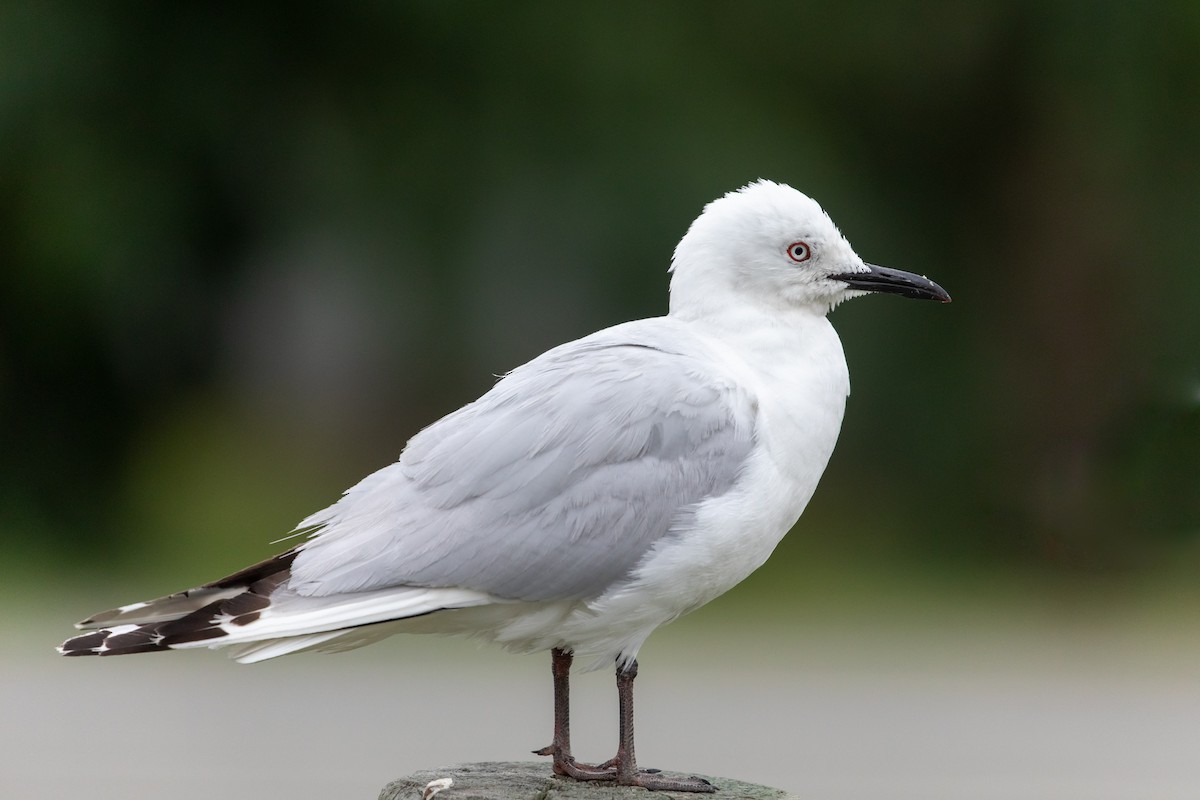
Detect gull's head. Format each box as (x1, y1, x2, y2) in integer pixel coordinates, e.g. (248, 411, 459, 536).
(669, 180, 950, 317)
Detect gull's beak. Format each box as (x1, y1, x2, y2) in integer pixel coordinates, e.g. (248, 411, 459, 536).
(830, 263, 951, 303)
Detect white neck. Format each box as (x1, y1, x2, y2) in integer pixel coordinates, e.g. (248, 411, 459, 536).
(673, 300, 851, 487)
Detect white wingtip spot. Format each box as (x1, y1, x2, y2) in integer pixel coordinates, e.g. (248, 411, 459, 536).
(105, 624, 140, 636)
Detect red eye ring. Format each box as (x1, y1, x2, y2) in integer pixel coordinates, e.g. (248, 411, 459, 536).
(786, 241, 812, 263)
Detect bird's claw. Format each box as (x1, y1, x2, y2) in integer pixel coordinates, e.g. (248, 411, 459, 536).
(626, 772, 716, 793)
(554, 759, 618, 781)
(536, 748, 714, 793)
(534, 745, 619, 780)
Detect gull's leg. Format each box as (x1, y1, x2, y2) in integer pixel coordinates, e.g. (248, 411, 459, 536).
(533, 648, 616, 780)
(532, 648, 576, 768)
(612, 659, 716, 793)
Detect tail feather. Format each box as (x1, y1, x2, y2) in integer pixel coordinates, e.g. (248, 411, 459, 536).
(60, 551, 298, 657)
(222, 630, 355, 663)
(75, 587, 245, 630)
(58, 549, 500, 660)
(60, 624, 168, 655)
(75, 551, 299, 630)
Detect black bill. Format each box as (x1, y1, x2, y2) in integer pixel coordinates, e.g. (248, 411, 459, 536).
(830, 263, 951, 303)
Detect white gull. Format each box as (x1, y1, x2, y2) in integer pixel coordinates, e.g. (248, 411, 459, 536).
(60, 179, 950, 791)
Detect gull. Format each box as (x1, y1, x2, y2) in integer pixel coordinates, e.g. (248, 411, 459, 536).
(59, 180, 950, 792)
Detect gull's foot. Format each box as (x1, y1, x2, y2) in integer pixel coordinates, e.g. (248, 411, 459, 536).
(533, 746, 618, 781)
(621, 771, 717, 793)
(557, 760, 620, 781)
(535, 746, 714, 792)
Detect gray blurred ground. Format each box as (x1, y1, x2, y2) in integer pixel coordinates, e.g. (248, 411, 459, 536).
(4, 8, 1199, 798)
(7, 604, 1199, 800)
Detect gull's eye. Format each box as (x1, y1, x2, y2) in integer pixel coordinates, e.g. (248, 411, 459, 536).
(786, 241, 812, 263)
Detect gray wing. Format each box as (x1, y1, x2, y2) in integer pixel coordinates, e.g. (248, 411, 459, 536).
(289, 325, 757, 602)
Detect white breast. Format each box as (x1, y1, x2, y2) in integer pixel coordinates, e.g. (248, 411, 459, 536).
(555, 307, 850, 668)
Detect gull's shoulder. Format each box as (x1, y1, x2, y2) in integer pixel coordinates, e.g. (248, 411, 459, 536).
(523, 315, 733, 372)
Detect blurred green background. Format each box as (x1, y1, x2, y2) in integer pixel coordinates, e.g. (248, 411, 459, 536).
(5, 4, 1200, 799)
(3, 1, 1199, 617)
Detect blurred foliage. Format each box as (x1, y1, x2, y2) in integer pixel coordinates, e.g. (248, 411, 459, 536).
(1, 1, 1198, 596)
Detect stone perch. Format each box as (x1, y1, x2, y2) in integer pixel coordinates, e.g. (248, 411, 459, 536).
(379, 762, 800, 800)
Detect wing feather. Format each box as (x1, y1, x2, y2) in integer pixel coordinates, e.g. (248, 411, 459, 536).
(290, 321, 757, 602)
